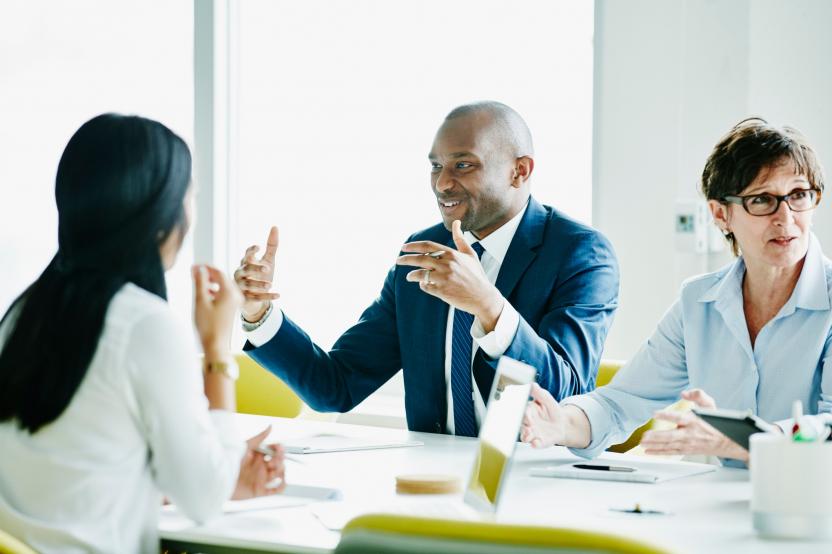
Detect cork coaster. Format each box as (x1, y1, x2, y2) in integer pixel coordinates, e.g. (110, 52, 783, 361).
(396, 474, 461, 495)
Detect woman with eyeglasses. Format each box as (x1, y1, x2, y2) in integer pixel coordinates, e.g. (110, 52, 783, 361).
(0, 114, 285, 553)
(521, 118, 829, 464)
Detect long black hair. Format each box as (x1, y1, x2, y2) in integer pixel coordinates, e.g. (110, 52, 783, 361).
(0, 114, 192, 433)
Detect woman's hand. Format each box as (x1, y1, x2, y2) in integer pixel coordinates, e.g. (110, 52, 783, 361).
(521, 384, 591, 449)
(522, 384, 568, 448)
(232, 426, 287, 499)
(193, 265, 243, 359)
(639, 389, 749, 462)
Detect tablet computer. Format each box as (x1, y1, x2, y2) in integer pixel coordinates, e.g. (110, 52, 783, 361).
(692, 407, 778, 450)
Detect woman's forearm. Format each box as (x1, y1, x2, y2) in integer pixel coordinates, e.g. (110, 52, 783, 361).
(562, 404, 592, 449)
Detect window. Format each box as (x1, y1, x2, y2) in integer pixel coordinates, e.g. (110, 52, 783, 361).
(0, 1, 194, 321)
(232, 0, 593, 415)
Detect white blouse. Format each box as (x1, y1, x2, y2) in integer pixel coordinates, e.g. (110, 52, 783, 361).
(0, 283, 245, 553)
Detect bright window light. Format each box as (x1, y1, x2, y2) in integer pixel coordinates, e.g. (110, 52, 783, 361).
(0, 1, 194, 321)
(233, 0, 593, 408)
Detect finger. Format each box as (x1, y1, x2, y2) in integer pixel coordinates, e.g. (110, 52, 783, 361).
(401, 240, 451, 254)
(262, 443, 284, 465)
(236, 272, 272, 289)
(243, 245, 260, 264)
(681, 389, 717, 409)
(246, 425, 272, 448)
(241, 277, 273, 290)
(406, 269, 434, 284)
(238, 262, 271, 275)
(203, 264, 226, 285)
(524, 404, 539, 425)
(192, 265, 211, 307)
(204, 265, 242, 303)
(451, 220, 476, 256)
(642, 446, 684, 456)
(529, 383, 555, 407)
(262, 226, 279, 263)
(641, 428, 689, 447)
(271, 477, 287, 494)
(652, 410, 687, 424)
(396, 254, 442, 269)
(418, 280, 442, 296)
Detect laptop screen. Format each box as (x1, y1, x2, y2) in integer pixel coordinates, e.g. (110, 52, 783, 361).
(463, 356, 535, 512)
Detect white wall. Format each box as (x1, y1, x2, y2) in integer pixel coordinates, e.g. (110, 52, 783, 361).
(747, 0, 832, 243)
(0, 1, 194, 322)
(594, 0, 832, 360)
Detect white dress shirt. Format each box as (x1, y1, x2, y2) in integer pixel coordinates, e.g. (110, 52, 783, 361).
(246, 203, 527, 434)
(565, 233, 832, 460)
(0, 283, 245, 554)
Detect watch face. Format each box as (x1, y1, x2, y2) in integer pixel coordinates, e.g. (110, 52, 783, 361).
(206, 359, 239, 381)
(228, 360, 240, 380)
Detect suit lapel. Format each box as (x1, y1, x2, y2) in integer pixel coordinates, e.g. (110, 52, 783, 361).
(494, 198, 547, 299)
(477, 199, 547, 406)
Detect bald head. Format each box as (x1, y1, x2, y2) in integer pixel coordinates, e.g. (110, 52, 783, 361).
(444, 101, 534, 158)
(429, 101, 535, 237)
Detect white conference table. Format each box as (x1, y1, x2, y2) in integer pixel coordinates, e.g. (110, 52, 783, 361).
(159, 413, 829, 554)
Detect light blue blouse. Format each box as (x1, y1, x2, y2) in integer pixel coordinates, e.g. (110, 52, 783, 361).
(567, 233, 832, 459)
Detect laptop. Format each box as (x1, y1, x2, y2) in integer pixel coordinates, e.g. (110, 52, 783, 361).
(312, 356, 535, 528)
(462, 356, 535, 513)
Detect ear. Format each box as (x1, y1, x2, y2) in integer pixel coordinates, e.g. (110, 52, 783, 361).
(512, 156, 534, 188)
(707, 199, 731, 233)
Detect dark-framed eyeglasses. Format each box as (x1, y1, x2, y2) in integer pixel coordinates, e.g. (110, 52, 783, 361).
(722, 188, 822, 216)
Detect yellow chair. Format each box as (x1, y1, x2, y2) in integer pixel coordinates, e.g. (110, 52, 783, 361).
(0, 529, 37, 554)
(596, 359, 652, 454)
(234, 354, 303, 418)
(336, 514, 673, 554)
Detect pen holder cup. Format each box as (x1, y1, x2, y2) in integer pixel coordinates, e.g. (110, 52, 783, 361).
(750, 433, 832, 540)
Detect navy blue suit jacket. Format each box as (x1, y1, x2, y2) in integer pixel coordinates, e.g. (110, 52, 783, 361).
(245, 197, 619, 434)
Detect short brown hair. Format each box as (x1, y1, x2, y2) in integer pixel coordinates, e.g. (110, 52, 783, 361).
(701, 117, 825, 255)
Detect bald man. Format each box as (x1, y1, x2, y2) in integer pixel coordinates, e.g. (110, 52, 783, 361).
(235, 101, 619, 436)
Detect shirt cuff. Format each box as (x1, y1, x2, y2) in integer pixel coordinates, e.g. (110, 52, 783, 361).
(245, 307, 284, 348)
(562, 394, 614, 459)
(471, 298, 519, 359)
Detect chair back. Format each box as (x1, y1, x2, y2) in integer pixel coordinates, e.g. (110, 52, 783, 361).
(336, 514, 672, 554)
(0, 529, 37, 554)
(234, 354, 303, 418)
(596, 359, 652, 453)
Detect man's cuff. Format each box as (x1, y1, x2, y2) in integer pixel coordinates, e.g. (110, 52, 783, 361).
(244, 307, 284, 348)
(471, 298, 519, 359)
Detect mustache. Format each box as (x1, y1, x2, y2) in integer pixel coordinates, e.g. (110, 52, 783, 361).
(436, 194, 467, 202)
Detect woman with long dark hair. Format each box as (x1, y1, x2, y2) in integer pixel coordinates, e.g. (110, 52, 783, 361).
(0, 114, 285, 553)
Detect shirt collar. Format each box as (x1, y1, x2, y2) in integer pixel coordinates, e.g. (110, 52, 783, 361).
(462, 199, 529, 265)
(698, 233, 830, 311)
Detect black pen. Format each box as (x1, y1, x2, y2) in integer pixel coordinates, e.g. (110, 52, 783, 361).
(573, 463, 635, 472)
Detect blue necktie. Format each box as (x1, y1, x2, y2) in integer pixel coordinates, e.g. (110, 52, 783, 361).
(451, 241, 485, 437)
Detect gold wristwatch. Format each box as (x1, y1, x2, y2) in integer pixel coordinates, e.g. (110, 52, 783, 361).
(203, 358, 239, 381)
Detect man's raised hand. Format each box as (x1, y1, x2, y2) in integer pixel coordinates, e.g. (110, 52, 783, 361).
(234, 226, 280, 322)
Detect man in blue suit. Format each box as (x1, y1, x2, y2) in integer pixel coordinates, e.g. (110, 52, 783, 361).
(234, 101, 619, 435)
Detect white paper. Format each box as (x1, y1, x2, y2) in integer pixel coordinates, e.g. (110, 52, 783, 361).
(529, 459, 716, 484)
